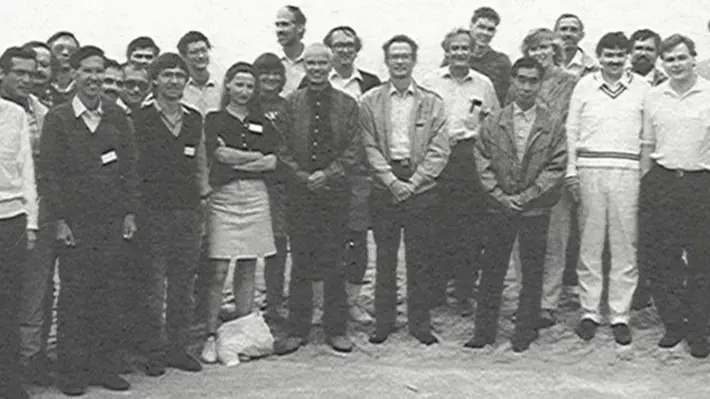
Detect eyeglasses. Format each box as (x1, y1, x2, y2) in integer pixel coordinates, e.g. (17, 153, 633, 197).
(125, 79, 149, 91)
(332, 42, 356, 50)
(102, 78, 125, 88)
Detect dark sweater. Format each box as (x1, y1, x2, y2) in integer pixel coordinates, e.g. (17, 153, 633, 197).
(204, 108, 278, 188)
(39, 99, 139, 222)
(133, 103, 203, 210)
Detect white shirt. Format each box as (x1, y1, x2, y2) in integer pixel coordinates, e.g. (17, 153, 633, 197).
(513, 103, 537, 161)
(329, 68, 363, 101)
(281, 50, 306, 97)
(388, 82, 416, 160)
(72, 96, 103, 133)
(182, 77, 221, 116)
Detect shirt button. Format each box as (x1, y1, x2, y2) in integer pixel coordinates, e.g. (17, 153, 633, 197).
(313, 141, 318, 147)
(242, 143, 247, 148)
(311, 155, 317, 160)
(315, 114, 320, 120)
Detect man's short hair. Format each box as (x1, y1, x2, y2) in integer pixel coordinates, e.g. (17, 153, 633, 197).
(382, 34, 418, 61)
(47, 31, 79, 47)
(471, 7, 501, 26)
(595, 31, 631, 57)
(323, 26, 362, 52)
(22, 41, 51, 53)
(554, 13, 584, 32)
(149, 52, 189, 81)
(105, 58, 121, 70)
(659, 34, 697, 58)
(126, 36, 160, 59)
(177, 31, 211, 56)
(69, 45, 104, 69)
(441, 28, 475, 52)
(284, 5, 307, 25)
(511, 56, 545, 79)
(630, 29, 662, 51)
(0, 47, 36, 73)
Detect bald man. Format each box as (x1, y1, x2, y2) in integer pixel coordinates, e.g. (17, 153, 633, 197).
(274, 43, 361, 355)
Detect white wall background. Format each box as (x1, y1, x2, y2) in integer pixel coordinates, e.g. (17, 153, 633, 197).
(4, 0, 710, 81)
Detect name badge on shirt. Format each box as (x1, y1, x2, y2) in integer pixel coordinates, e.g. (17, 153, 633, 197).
(101, 150, 117, 165)
(248, 123, 263, 134)
(184, 145, 196, 157)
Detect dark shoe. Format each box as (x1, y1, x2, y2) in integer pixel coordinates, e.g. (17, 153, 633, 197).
(24, 354, 52, 386)
(455, 298, 475, 317)
(658, 328, 685, 348)
(143, 357, 166, 377)
(575, 319, 598, 341)
(689, 338, 710, 358)
(274, 336, 306, 355)
(534, 310, 557, 329)
(464, 334, 494, 349)
(611, 323, 632, 345)
(59, 379, 87, 396)
(167, 351, 202, 372)
(327, 335, 354, 353)
(511, 329, 539, 353)
(411, 331, 439, 346)
(89, 373, 130, 391)
(368, 328, 391, 345)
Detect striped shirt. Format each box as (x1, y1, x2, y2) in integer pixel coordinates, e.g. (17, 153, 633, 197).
(566, 71, 649, 177)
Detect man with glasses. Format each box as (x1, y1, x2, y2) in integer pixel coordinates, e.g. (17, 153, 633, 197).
(176, 31, 220, 116)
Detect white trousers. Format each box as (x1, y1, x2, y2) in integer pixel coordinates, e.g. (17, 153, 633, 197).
(577, 168, 638, 324)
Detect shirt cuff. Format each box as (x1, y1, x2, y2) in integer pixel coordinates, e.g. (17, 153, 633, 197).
(381, 172, 398, 187)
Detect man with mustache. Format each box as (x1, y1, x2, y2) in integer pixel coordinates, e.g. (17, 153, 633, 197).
(361, 35, 450, 346)
(0, 47, 42, 398)
(640, 34, 710, 358)
(554, 14, 599, 77)
(101, 59, 126, 107)
(567, 32, 648, 345)
(126, 36, 160, 70)
(177, 31, 220, 116)
(40, 46, 139, 395)
(423, 28, 498, 316)
(629, 29, 667, 87)
(21, 41, 53, 107)
(46, 31, 80, 106)
(274, 43, 360, 355)
(275, 5, 307, 97)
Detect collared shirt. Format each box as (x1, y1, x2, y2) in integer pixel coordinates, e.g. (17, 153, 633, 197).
(116, 97, 131, 115)
(153, 100, 191, 137)
(564, 48, 599, 78)
(329, 68, 363, 100)
(182, 77, 221, 116)
(281, 50, 306, 97)
(72, 96, 103, 133)
(389, 82, 416, 160)
(513, 103, 537, 161)
(422, 67, 499, 141)
(566, 71, 648, 176)
(643, 76, 710, 171)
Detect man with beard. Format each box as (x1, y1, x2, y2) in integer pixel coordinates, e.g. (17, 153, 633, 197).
(21, 42, 53, 107)
(101, 59, 126, 107)
(275, 5, 307, 96)
(46, 31, 80, 106)
(423, 28, 498, 315)
(640, 34, 710, 359)
(0, 46, 45, 394)
(177, 31, 220, 116)
(554, 14, 599, 77)
(120, 62, 152, 113)
(567, 32, 648, 345)
(274, 43, 360, 355)
(40, 46, 139, 395)
(126, 36, 160, 70)
(629, 29, 667, 87)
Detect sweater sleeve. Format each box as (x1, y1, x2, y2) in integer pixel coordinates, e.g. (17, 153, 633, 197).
(118, 113, 140, 215)
(565, 81, 584, 178)
(19, 113, 38, 230)
(38, 110, 66, 222)
(277, 99, 310, 185)
(323, 99, 360, 182)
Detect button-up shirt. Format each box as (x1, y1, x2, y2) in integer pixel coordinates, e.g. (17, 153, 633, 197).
(72, 96, 103, 133)
(281, 50, 306, 97)
(329, 68, 363, 100)
(153, 100, 191, 137)
(182, 77, 221, 116)
(643, 76, 710, 171)
(422, 67, 499, 141)
(564, 48, 599, 78)
(306, 88, 334, 171)
(389, 82, 416, 160)
(513, 103, 537, 161)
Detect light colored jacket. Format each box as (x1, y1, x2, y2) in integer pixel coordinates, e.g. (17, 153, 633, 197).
(359, 80, 450, 195)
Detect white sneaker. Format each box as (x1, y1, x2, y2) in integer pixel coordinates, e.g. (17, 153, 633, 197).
(201, 336, 218, 364)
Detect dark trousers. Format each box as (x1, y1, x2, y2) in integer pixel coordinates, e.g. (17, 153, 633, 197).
(56, 216, 124, 381)
(639, 164, 710, 340)
(286, 190, 348, 338)
(370, 188, 438, 335)
(142, 209, 201, 357)
(345, 229, 368, 284)
(0, 215, 27, 390)
(475, 213, 548, 339)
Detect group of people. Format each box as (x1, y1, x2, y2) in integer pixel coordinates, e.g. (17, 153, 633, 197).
(1, 4, 710, 398)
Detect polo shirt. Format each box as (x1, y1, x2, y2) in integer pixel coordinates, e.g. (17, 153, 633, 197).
(563, 48, 599, 78)
(182, 77, 221, 116)
(329, 68, 363, 100)
(642, 76, 710, 171)
(281, 50, 306, 97)
(566, 71, 649, 177)
(72, 96, 103, 133)
(422, 67, 499, 141)
(389, 82, 416, 160)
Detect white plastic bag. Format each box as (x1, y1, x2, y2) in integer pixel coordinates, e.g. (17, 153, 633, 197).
(216, 311, 274, 366)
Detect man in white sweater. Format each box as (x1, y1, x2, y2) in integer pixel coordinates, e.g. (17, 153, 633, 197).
(0, 96, 38, 399)
(566, 32, 648, 345)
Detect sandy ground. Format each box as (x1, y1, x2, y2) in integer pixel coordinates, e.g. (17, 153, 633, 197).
(28, 233, 710, 398)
